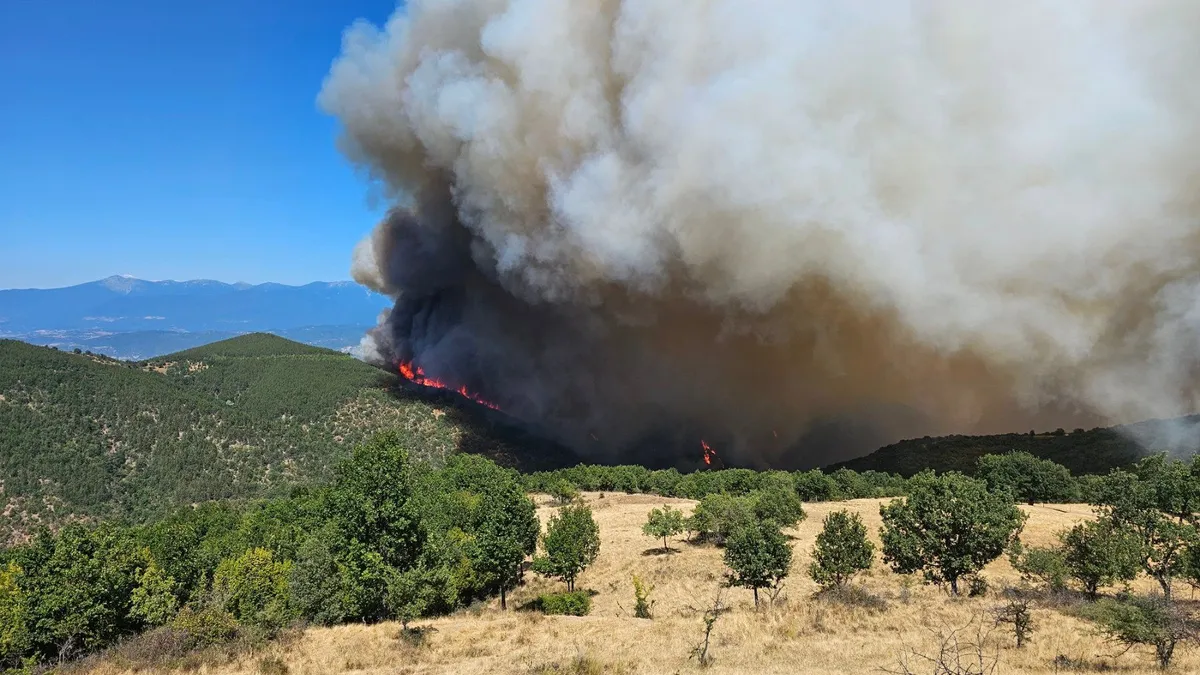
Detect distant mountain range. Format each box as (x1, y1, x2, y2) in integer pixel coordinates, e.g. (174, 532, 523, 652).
(0, 275, 391, 359)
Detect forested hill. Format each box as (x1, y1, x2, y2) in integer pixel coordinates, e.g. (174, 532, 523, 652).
(0, 334, 565, 542)
(827, 416, 1200, 477)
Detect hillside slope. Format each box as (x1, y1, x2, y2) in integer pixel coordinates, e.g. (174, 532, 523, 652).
(0, 335, 567, 541)
(828, 416, 1200, 477)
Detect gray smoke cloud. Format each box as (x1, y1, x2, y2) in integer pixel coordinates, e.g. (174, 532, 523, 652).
(320, 0, 1200, 467)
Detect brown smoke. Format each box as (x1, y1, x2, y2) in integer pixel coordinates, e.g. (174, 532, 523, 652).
(321, 1, 1200, 467)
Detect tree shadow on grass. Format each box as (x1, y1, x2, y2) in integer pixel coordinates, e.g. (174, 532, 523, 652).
(641, 547, 678, 557)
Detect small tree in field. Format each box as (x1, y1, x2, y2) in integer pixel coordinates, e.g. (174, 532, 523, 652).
(724, 522, 792, 608)
(880, 472, 1026, 595)
(1059, 519, 1141, 597)
(548, 480, 580, 505)
(643, 505, 685, 552)
(809, 510, 874, 589)
(532, 504, 600, 592)
(1095, 595, 1200, 669)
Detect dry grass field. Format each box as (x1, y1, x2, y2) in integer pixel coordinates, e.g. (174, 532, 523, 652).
(87, 493, 1200, 674)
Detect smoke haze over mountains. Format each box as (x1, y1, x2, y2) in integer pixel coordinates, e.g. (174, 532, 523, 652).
(322, 1, 1200, 467)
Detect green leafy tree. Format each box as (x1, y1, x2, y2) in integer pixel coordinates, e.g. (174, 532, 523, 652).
(212, 548, 295, 631)
(976, 451, 1077, 505)
(0, 563, 30, 668)
(808, 510, 874, 589)
(474, 483, 539, 609)
(1059, 519, 1141, 597)
(1093, 468, 1198, 599)
(724, 521, 792, 607)
(532, 504, 600, 592)
(880, 472, 1027, 595)
(642, 505, 685, 552)
(327, 432, 426, 571)
(289, 528, 349, 626)
(8, 524, 150, 660)
(752, 487, 807, 529)
(322, 432, 427, 621)
(130, 558, 179, 626)
(386, 565, 453, 631)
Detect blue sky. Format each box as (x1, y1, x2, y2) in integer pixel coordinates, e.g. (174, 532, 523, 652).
(0, 0, 400, 289)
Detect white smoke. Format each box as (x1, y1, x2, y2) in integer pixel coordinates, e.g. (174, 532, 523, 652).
(322, 0, 1200, 466)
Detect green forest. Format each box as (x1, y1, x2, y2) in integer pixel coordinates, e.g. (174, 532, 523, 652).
(0, 335, 541, 542)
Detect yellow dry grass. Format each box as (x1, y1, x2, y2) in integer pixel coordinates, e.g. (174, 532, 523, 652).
(87, 493, 1200, 674)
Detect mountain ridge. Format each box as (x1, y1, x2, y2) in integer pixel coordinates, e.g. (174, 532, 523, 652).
(0, 276, 390, 358)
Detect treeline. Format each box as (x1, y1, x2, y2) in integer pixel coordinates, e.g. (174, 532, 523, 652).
(524, 449, 1092, 504)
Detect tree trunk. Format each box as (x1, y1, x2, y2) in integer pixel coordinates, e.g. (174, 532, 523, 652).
(753, 587, 759, 608)
(1157, 574, 1172, 600)
(663, 536, 669, 552)
(501, 585, 507, 610)
(949, 577, 959, 596)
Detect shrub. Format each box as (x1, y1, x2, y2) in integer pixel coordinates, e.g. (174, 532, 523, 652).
(724, 521, 792, 608)
(966, 575, 990, 598)
(1007, 541, 1068, 592)
(993, 597, 1034, 648)
(814, 584, 888, 612)
(880, 472, 1026, 595)
(532, 504, 600, 592)
(752, 487, 807, 529)
(170, 605, 240, 649)
(632, 575, 654, 619)
(642, 505, 685, 552)
(1092, 595, 1200, 669)
(686, 494, 755, 545)
(538, 591, 592, 616)
(809, 510, 874, 589)
(548, 480, 580, 505)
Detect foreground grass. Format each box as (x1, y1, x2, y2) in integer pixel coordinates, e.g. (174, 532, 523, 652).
(85, 495, 1199, 674)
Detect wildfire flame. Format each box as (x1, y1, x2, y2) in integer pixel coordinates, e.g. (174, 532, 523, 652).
(701, 440, 717, 467)
(397, 361, 501, 410)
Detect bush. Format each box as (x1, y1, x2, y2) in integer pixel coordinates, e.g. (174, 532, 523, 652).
(809, 510, 874, 589)
(1007, 541, 1068, 592)
(686, 494, 755, 545)
(170, 606, 240, 649)
(632, 575, 654, 619)
(1092, 595, 1200, 669)
(814, 584, 888, 612)
(752, 487, 807, 529)
(538, 591, 592, 616)
(548, 480, 580, 505)
(880, 472, 1026, 595)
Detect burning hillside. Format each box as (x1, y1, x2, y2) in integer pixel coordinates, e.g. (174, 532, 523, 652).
(323, 1, 1200, 468)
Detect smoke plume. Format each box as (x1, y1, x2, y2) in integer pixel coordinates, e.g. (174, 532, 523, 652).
(321, 1, 1200, 468)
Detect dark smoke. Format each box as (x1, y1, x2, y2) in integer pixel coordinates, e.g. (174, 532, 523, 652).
(323, 1, 1200, 468)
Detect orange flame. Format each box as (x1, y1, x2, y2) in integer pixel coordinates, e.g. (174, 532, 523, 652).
(397, 361, 501, 410)
(701, 439, 717, 467)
